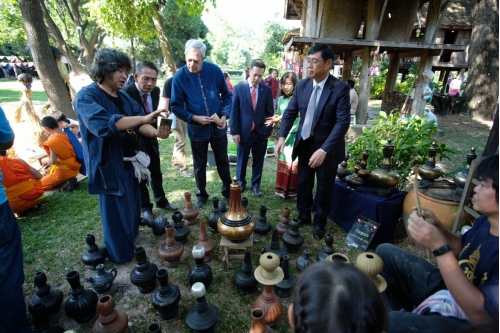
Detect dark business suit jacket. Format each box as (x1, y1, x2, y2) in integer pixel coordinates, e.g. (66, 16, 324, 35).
(230, 81, 274, 142)
(279, 74, 351, 166)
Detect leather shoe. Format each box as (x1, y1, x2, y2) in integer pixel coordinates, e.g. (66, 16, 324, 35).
(252, 188, 263, 197)
(141, 210, 154, 226)
(196, 200, 207, 209)
(313, 226, 325, 240)
(240, 185, 247, 193)
(180, 170, 192, 178)
(156, 202, 178, 211)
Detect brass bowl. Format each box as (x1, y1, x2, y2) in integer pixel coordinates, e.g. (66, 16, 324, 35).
(217, 214, 255, 242)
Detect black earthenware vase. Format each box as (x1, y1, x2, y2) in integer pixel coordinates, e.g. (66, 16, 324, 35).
(296, 250, 314, 273)
(86, 264, 117, 294)
(207, 197, 221, 233)
(148, 323, 162, 333)
(281, 219, 304, 254)
(81, 234, 107, 270)
(241, 197, 249, 212)
(254, 205, 271, 235)
(149, 216, 169, 236)
(234, 249, 258, 294)
(29, 303, 65, 333)
(274, 255, 296, 299)
(188, 245, 213, 289)
(218, 199, 228, 214)
(317, 234, 335, 262)
(263, 228, 287, 262)
(172, 211, 190, 245)
(152, 269, 181, 320)
(64, 270, 98, 323)
(186, 283, 219, 333)
(130, 247, 158, 294)
(29, 271, 64, 316)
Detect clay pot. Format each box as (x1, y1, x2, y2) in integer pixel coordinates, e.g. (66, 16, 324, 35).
(152, 269, 181, 320)
(188, 245, 213, 289)
(255, 205, 272, 235)
(454, 147, 477, 195)
(64, 270, 98, 323)
(336, 152, 351, 181)
(172, 211, 190, 245)
(93, 295, 128, 333)
(148, 216, 169, 236)
(242, 197, 249, 213)
(147, 323, 162, 333)
(346, 165, 364, 190)
(194, 221, 215, 262)
(274, 255, 296, 299)
(355, 252, 386, 292)
(325, 253, 351, 263)
(316, 234, 335, 262)
(207, 197, 221, 233)
(130, 247, 158, 294)
(253, 285, 282, 327)
(86, 264, 117, 294)
(282, 219, 304, 254)
(368, 140, 400, 196)
(29, 303, 65, 333)
(296, 250, 314, 273)
(248, 308, 275, 333)
(29, 271, 64, 316)
(263, 228, 287, 262)
(182, 192, 199, 226)
(158, 225, 184, 268)
(186, 282, 219, 333)
(275, 208, 290, 237)
(358, 149, 371, 180)
(418, 142, 443, 184)
(81, 234, 107, 270)
(234, 249, 258, 295)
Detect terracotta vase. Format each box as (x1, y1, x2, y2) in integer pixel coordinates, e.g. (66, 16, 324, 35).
(325, 253, 351, 263)
(29, 271, 64, 316)
(207, 197, 221, 233)
(152, 269, 181, 320)
(64, 270, 98, 323)
(93, 295, 128, 333)
(281, 219, 304, 254)
(275, 208, 290, 237)
(158, 225, 184, 268)
(263, 228, 287, 262)
(234, 249, 258, 295)
(254, 205, 271, 235)
(368, 140, 400, 196)
(188, 245, 213, 289)
(253, 253, 284, 327)
(148, 323, 162, 333)
(274, 255, 296, 299)
(296, 250, 314, 273)
(194, 221, 215, 262)
(248, 308, 275, 333)
(253, 285, 282, 327)
(182, 192, 199, 226)
(316, 234, 335, 262)
(186, 282, 219, 333)
(81, 234, 107, 270)
(86, 264, 117, 294)
(29, 303, 65, 333)
(130, 247, 158, 294)
(356, 252, 387, 293)
(171, 211, 190, 245)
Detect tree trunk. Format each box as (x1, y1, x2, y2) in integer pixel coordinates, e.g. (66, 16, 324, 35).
(482, 104, 499, 157)
(18, 0, 76, 119)
(130, 36, 136, 74)
(152, 6, 175, 76)
(465, 0, 499, 121)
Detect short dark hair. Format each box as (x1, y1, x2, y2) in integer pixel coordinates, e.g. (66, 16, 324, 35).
(175, 60, 186, 69)
(136, 61, 158, 75)
(292, 262, 387, 333)
(279, 71, 297, 97)
(308, 44, 335, 63)
(474, 154, 499, 202)
(0, 149, 6, 156)
(347, 79, 355, 89)
(51, 111, 70, 124)
(90, 48, 132, 84)
(41, 116, 59, 130)
(250, 59, 266, 71)
(223, 73, 229, 79)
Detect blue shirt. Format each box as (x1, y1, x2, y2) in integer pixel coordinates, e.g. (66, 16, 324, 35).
(171, 61, 232, 141)
(0, 106, 14, 204)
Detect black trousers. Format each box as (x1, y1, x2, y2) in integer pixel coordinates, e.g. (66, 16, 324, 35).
(191, 134, 232, 202)
(235, 131, 267, 190)
(296, 137, 338, 226)
(140, 143, 168, 211)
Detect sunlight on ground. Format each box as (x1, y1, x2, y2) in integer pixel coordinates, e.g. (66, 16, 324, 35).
(471, 116, 493, 128)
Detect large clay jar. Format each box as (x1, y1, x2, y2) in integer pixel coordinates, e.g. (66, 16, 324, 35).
(158, 225, 184, 268)
(254, 205, 271, 235)
(152, 268, 181, 320)
(29, 271, 64, 315)
(182, 192, 199, 226)
(296, 250, 314, 273)
(172, 211, 190, 245)
(93, 295, 128, 333)
(130, 247, 158, 294)
(248, 308, 275, 333)
(217, 177, 256, 242)
(186, 282, 219, 333)
(64, 270, 98, 323)
(194, 221, 215, 262)
(336, 152, 351, 181)
(253, 253, 284, 326)
(418, 142, 443, 185)
(81, 234, 107, 270)
(316, 234, 335, 262)
(282, 219, 304, 254)
(274, 255, 296, 299)
(207, 197, 221, 233)
(358, 149, 371, 180)
(275, 207, 290, 237)
(454, 147, 477, 195)
(263, 228, 287, 262)
(86, 264, 117, 294)
(188, 245, 213, 289)
(355, 252, 386, 293)
(368, 140, 400, 196)
(29, 303, 65, 333)
(234, 249, 258, 295)
(147, 323, 162, 333)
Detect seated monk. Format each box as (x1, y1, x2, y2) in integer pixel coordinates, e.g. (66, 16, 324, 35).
(0, 149, 44, 215)
(40, 116, 81, 190)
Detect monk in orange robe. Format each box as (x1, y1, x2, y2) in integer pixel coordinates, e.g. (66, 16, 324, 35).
(0, 150, 44, 214)
(41, 116, 81, 190)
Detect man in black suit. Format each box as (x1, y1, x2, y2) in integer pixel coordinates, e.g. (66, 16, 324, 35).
(123, 61, 177, 223)
(231, 59, 274, 197)
(275, 44, 350, 240)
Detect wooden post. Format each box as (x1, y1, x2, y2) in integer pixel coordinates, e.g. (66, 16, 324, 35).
(381, 52, 400, 111)
(306, 0, 318, 37)
(341, 51, 353, 81)
(365, 0, 385, 41)
(357, 47, 372, 124)
(411, 50, 433, 116)
(424, 0, 442, 44)
(441, 70, 450, 94)
(301, 3, 307, 36)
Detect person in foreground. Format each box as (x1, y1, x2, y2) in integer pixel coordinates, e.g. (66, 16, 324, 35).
(74, 48, 170, 264)
(376, 154, 499, 333)
(275, 43, 350, 240)
(289, 261, 387, 333)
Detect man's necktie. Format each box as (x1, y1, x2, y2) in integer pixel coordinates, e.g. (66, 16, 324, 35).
(301, 84, 320, 140)
(142, 93, 151, 114)
(251, 86, 256, 131)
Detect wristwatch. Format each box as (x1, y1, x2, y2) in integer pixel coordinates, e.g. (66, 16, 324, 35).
(432, 244, 452, 257)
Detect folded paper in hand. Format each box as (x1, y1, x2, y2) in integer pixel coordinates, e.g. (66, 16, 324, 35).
(211, 114, 223, 126)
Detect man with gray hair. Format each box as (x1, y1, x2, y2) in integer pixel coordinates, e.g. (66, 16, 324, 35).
(171, 39, 232, 208)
